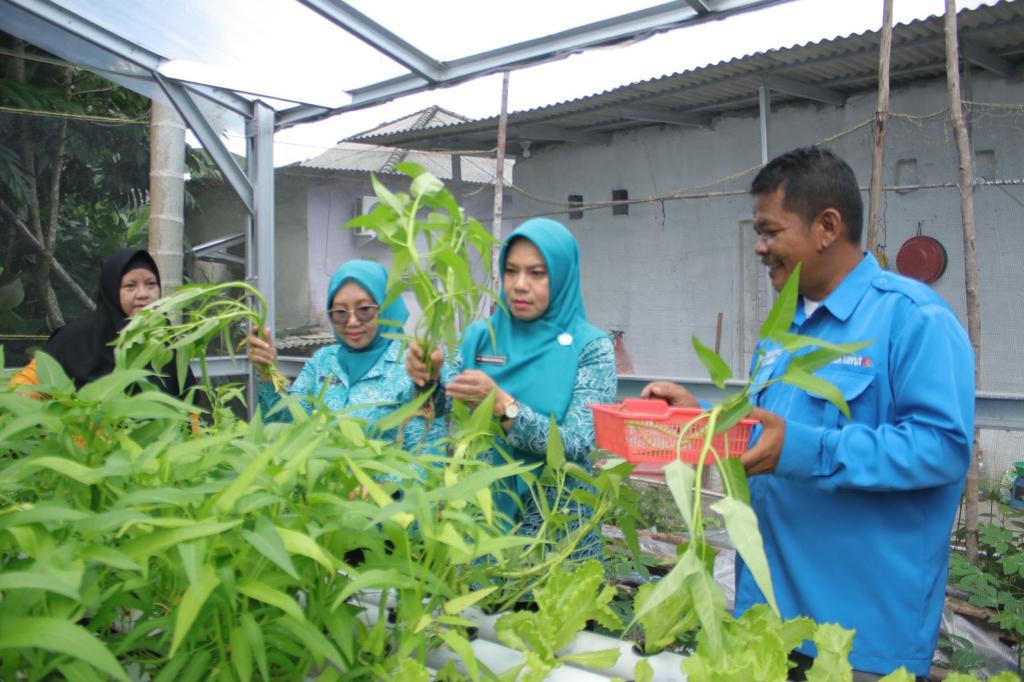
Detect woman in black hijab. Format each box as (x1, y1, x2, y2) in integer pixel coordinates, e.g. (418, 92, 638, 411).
(10, 248, 196, 398)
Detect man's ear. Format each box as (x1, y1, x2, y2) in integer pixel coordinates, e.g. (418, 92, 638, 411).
(816, 208, 844, 251)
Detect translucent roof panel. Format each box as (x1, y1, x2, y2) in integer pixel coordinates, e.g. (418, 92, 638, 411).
(51, 0, 410, 107)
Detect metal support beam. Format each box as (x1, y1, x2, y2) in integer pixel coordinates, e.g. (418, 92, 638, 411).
(244, 102, 275, 417)
(248, 102, 276, 332)
(185, 82, 258, 118)
(298, 0, 445, 81)
(684, 0, 712, 15)
(762, 75, 845, 106)
(620, 106, 711, 127)
(278, 0, 796, 129)
(511, 125, 612, 145)
(758, 84, 770, 165)
(962, 39, 1012, 77)
(156, 75, 255, 215)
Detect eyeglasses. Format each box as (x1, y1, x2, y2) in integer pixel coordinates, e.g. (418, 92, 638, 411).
(328, 305, 379, 325)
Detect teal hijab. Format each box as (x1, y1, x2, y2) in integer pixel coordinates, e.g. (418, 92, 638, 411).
(460, 219, 606, 521)
(327, 260, 409, 384)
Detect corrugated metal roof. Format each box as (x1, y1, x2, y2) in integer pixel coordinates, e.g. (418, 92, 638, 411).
(352, 2, 1024, 154)
(289, 105, 513, 184)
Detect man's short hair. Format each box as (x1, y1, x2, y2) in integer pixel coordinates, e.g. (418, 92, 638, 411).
(750, 147, 864, 244)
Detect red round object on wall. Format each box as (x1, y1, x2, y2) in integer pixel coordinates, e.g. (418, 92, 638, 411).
(895, 235, 947, 283)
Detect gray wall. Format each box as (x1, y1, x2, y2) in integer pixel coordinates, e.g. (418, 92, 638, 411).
(511, 70, 1024, 399)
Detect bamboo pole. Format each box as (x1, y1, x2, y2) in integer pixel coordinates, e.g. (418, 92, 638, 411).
(943, 0, 983, 561)
(490, 71, 511, 311)
(866, 0, 893, 258)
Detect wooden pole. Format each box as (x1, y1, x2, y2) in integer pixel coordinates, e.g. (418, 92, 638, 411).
(866, 0, 893, 258)
(943, 0, 983, 561)
(489, 71, 511, 311)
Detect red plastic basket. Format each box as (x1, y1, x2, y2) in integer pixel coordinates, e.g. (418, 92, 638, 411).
(590, 398, 758, 465)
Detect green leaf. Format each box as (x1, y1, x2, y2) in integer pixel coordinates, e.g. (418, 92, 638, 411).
(806, 622, 855, 682)
(685, 567, 726, 659)
(333, 569, 419, 608)
(237, 579, 304, 620)
(759, 262, 800, 341)
(23, 456, 101, 485)
(230, 625, 252, 682)
(277, 615, 347, 672)
(77, 369, 154, 402)
(559, 648, 620, 669)
(692, 336, 732, 389)
(628, 548, 703, 631)
(410, 171, 444, 198)
(373, 388, 432, 434)
(0, 504, 91, 529)
(444, 586, 498, 615)
(178, 541, 206, 586)
(781, 368, 852, 420)
(121, 519, 242, 561)
(79, 546, 140, 571)
(546, 415, 565, 470)
(0, 617, 129, 681)
(634, 659, 654, 682)
(240, 612, 269, 681)
(878, 668, 915, 682)
(276, 526, 337, 572)
(214, 436, 288, 513)
(663, 460, 696, 535)
(711, 496, 778, 612)
(716, 456, 751, 505)
(32, 350, 74, 392)
(170, 563, 221, 656)
(439, 630, 481, 681)
(0, 570, 80, 599)
(243, 517, 299, 580)
(370, 173, 405, 214)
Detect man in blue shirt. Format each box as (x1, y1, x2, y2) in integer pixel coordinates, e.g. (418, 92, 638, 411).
(644, 147, 974, 677)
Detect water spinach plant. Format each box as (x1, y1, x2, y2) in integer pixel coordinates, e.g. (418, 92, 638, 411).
(345, 163, 499, 379)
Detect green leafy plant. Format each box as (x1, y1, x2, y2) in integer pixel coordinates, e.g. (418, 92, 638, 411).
(950, 508, 1024, 674)
(494, 560, 622, 681)
(115, 280, 290, 394)
(345, 163, 498, 380)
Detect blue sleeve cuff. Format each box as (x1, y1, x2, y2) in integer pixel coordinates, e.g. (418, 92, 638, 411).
(774, 420, 826, 479)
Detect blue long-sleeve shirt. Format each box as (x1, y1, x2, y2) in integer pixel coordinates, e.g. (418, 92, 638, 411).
(735, 254, 974, 676)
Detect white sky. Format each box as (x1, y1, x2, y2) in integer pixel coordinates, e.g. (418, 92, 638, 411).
(253, 0, 997, 166)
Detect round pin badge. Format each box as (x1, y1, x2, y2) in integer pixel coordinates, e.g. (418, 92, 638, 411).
(557, 333, 573, 346)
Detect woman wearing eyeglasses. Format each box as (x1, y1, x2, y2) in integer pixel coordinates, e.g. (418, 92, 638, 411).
(246, 259, 442, 449)
(406, 218, 616, 555)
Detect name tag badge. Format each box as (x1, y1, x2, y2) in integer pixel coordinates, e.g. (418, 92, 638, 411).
(475, 354, 507, 366)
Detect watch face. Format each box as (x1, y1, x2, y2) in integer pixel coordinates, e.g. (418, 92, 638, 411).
(505, 402, 520, 419)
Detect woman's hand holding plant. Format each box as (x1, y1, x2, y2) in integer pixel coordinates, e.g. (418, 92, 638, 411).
(405, 340, 443, 388)
(446, 369, 513, 417)
(246, 325, 278, 383)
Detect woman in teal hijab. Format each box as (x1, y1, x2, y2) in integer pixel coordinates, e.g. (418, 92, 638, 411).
(248, 259, 443, 450)
(407, 218, 617, 553)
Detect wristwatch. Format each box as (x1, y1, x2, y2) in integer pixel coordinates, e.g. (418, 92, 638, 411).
(500, 398, 521, 420)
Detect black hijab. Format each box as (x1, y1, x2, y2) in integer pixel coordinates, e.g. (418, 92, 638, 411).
(43, 248, 194, 397)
